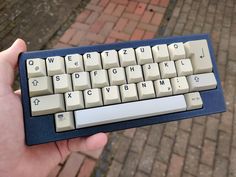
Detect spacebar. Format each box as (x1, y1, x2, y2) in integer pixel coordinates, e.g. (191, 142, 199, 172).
(74, 95, 187, 128)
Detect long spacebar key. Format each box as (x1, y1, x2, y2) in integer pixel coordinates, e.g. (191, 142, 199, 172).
(31, 94, 65, 116)
(75, 95, 187, 128)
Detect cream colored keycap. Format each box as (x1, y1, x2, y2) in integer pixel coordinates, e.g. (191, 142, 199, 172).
(175, 59, 193, 76)
(168, 42, 186, 60)
(143, 63, 160, 81)
(187, 73, 217, 92)
(72, 72, 91, 90)
(31, 94, 65, 116)
(118, 48, 136, 67)
(27, 58, 46, 78)
(84, 88, 103, 108)
(126, 65, 143, 83)
(108, 67, 126, 85)
(184, 40, 213, 74)
(65, 54, 84, 73)
(91, 70, 109, 88)
(154, 79, 172, 97)
(83, 52, 102, 71)
(102, 86, 121, 105)
(120, 84, 138, 102)
(46, 56, 65, 76)
(28, 76, 53, 97)
(135, 46, 153, 65)
(137, 81, 155, 100)
(152, 44, 170, 62)
(171, 76, 189, 94)
(184, 92, 203, 110)
(53, 74, 72, 93)
(159, 61, 177, 79)
(101, 50, 119, 69)
(65, 91, 84, 110)
(55, 112, 75, 132)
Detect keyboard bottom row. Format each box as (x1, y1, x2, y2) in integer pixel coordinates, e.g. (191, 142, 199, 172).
(54, 92, 202, 132)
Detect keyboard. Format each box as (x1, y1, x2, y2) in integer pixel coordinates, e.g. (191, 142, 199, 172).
(19, 34, 226, 145)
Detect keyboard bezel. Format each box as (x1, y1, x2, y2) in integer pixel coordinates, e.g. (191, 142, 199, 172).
(19, 34, 226, 145)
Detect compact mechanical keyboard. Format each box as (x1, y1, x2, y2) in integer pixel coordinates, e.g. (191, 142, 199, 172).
(19, 34, 226, 145)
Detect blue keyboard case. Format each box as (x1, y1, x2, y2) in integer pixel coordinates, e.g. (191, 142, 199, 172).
(19, 34, 226, 145)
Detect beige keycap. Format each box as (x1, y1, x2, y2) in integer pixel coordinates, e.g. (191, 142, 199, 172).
(84, 88, 103, 108)
(168, 42, 186, 60)
(143, 63, 160, 81)
(72, 72, 91, 90)
(53, 74, 72, 93)
(108, 67, 126, 85)
(175, 59, 193, 76)
(171, 76, 189, 94)
(118, 48, 136, 67)
(137, 81, 155, 100)
(184, 40, 213, 74)
(65, 91, 84, 111)
(83, 52, 102, 71)
(159, 61, 177, 79)
(101, 50, 119, 69)
(28, 76, 53, 97)
(27, 58, 46, 78)
(31, 94, 65, 116)
(154, 79, 172, 97)
(55, 112, 75, 132)
(102, 86, 121, 105)
(184, 92, 203, 110)
(135, 46, 153, 65)
(65, 54, 84, 73)
(46, 56, 65, 76)
(126, 65, 143, 83)
(91, 70, 109, 88)
(152, 44, 170, 62)
(120, 84, 138, 102)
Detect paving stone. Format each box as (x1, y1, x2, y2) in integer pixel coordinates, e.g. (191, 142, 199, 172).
(166, 154, 184, 177)
(106, 160, 122, 177)
(130, 128, 148, 153)
(189, 123, 204, 148)
(156, 136, 174, 163)
(134, 171, 149, 177)
(216, 131, 231, 158)
(173, 130, 189, 156)
(198, 164, 213, 177)
(229, 148, 236, 177)
(184, 146, 200, 176)
(179, 119, 192, 132)
(201, 139, 216, 166)
(147, 124, 164, 147)
(114, 135, 131, 163)
(213, 156, 228, 177)
(151, 160, 167, 177)
(163, 121, 178, 139)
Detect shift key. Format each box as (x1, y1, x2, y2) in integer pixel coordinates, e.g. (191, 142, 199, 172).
(31, 94, 65, 116)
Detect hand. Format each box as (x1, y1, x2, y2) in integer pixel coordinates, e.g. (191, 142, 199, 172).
(0, 39, 108, 177)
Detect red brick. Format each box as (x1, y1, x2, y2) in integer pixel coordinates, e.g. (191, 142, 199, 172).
(69, 30, 86, 45)
(123, 128, 136, 138)
(85, 32, 105, 43)
(78, 40, 93, 46)
(125, 1, 138, 13)
(123, 12, 141, 21)
(114, 17, 128, 31)
(167, 154, 184, 177)
(48, 165, 61, 177)
(124, 20, 138, 34)
(75, 10, 91, 22)
(86, 12, 99, 25)
(104, 2, 117, 14)
(98, 14, 118, 23)
(86, 4, 103, 12)
(159, 0, 169, 7)
(71, 22, 90, 31)
(110, 31, 130, 41)
(151, 0, 160, 5)
(141, 10, 154, 23)
(135, 2, 147, 15)
(100, 22, 114, 36)
(105, 37, 116, 44)
(113, 5, 125, 17)
(77, 158, 96, 177)
(131, 28, 145, 40)
(89, 20, 105, 33)
(99, 0, 109, 7)
(79, 147, 103, 159)
(111, 0, 129, 5)
(59, 28, 77, 43)
(151, 12, 163, 26)
(53, 42, 72, 49)
(201, 139, 216, 166)
(137, 22, 158, 32)
(143, 31, 155, 39)
(58, 153, 84, 177)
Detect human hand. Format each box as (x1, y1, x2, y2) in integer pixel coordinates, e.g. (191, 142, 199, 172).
(0, 39, 108, 177)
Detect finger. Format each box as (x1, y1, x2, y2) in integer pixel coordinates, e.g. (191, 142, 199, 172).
(68, 133, 108, 152)
(0, 39, 26, 95)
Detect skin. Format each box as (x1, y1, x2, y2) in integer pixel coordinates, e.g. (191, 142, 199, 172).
(0, 39, 108, 177)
